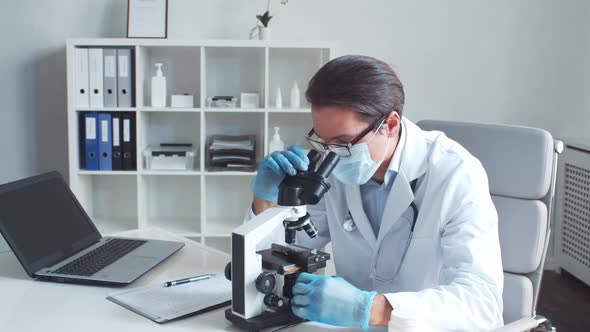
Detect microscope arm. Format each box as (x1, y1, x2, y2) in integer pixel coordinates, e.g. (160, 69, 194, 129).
(231, 205, 307, 320)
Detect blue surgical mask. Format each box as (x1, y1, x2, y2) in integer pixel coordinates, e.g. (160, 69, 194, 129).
(332, 135, 390, 185)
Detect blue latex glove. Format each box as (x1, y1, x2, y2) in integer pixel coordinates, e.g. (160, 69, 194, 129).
(251, 145, 309, 202)
(291, 273, 377, 331)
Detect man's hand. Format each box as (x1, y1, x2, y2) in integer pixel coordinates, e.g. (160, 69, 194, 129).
(369, 294, 393, 326)
(291, 273, 378, 331)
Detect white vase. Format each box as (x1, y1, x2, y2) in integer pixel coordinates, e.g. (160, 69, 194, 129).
(259, 27, 271, 40)
(275, 87, 283, 109)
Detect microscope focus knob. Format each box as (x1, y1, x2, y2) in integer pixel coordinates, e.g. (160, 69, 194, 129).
(264, 293, 286, 309)
(224, 262, 231, 281)
(255, 272, 276, 294)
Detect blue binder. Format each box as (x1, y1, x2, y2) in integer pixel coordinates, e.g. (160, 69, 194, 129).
(84, 113, 99, 170)
(98, 113, 113, 171)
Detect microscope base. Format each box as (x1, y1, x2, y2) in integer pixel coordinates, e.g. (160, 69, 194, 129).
(225, 308, 304, 331)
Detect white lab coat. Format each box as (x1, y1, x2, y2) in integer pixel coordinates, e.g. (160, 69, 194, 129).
(248, 117, 504, 331)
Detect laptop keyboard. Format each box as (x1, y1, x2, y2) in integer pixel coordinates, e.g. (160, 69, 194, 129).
(54, 238, 147, 276)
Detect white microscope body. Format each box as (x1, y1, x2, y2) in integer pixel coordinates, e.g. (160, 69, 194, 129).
(225, 150, 340, 331)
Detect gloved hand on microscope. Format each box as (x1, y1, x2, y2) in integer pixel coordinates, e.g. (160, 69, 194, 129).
(251, 145, 310, 202)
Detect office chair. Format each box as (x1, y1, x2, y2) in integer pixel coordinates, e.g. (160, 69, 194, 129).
(417, 120, 562, 332)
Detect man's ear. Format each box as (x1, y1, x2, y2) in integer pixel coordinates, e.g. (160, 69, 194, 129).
(384, 112, 400, 138)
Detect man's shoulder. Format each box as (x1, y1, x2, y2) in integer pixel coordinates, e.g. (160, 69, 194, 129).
(420, 129, 488, 190)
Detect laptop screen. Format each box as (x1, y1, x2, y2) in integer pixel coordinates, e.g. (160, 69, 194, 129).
(0, 172, 101, 277)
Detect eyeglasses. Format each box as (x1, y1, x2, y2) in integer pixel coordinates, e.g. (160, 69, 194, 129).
(306, 113, 388, 157)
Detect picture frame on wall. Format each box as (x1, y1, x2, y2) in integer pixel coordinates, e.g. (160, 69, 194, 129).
(127, 0, 168, 39)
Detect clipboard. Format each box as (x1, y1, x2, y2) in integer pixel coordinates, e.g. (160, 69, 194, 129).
(107, 273, 231, 323)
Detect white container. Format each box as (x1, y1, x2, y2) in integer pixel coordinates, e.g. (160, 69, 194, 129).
(171, 94, 194, 108)
(269, 127, 285, 153)
(240, 93, 260, 108)
(290, 80, 301, 109)
(275, 87, 283, 109)
(259, 27, 271, 40)
(151, 63, 167, 107)
(144, 144, 196, 171)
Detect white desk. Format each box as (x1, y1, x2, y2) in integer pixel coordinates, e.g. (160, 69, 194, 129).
(0, 228, 362, 332)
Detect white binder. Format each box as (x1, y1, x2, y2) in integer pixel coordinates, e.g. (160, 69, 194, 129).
(74, 48, 89, 108)
(89, 48, 104, 108)
(117, 48, 133, 107)
(103, 48, 118, 107)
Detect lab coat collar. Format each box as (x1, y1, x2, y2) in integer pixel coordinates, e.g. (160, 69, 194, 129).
(396, 117, 429, 183)
(387, 118, 405, 174)
(344, 116, 429, 248)
(376, 117, 429, 245)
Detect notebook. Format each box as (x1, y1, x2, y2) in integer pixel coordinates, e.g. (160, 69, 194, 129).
(106, 273, 231, 323)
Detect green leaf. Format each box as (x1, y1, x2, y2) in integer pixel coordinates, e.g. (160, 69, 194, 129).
(257, 10, 273, 27)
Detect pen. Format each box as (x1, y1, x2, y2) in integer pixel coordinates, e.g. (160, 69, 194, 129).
(163, 273, 215, 287)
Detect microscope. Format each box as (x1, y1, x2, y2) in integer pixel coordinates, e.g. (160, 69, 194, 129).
(225, 150, 340, 331)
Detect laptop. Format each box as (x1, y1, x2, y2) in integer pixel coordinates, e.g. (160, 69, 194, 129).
(0, 171, 184, 286)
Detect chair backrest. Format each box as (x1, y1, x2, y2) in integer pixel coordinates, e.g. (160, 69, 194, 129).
(417, 120, 558, 324)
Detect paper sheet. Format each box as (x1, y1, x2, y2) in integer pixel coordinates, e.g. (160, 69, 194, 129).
(107, 273, 231, 323)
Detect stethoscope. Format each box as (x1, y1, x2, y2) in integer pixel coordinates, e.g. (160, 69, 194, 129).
(343, 178, 420, 282)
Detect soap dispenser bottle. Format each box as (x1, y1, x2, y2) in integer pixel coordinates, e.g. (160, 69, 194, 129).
(151, 63, 167, 107)
(269, 127, 285, 153)
(290, 80, 301, 109)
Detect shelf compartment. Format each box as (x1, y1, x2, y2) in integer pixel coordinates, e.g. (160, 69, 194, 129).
(140, 170, 201, 176)
(204, 47, 265, 108)
(204, 175, 254, 236)
(138, 46, 201, 108)
(78, 170, 138, 176)
(204, 236, 231, 254)
(75, 107, 137, 112)
(184, 236, 202, 244)
(268, 112, 313, 152)
(74, 175, 138, 234)
(267, 108, 311, 113)
(142, 175, 202, 234)
(138, 112, 201, 171)
(93, 217, 138, 235)
(204, 112, 264, 171)
(203, 108, 265, 113)
(268, 48, 328, 109)
(141, 107, 200, 113)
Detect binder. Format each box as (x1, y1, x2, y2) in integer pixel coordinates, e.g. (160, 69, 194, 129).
(122, 112, 136, 170)
(78, 112, 86, 169)
(84, 113, 99, 170)
(117, 48, 133, 107)
(89, 48, 104, 108)
(103, 49, 118, 107)
(98, 113, 113, 171)
(111, 112, 123, 170)
(74, 48, 89, 108)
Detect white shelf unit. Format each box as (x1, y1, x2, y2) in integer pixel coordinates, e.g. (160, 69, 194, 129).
(66, 39, 332, 253)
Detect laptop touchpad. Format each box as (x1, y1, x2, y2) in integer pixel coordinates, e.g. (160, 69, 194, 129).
(127, 256, 158, 268)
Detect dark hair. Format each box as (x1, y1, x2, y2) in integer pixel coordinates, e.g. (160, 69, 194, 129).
(306, 55, 405, 123)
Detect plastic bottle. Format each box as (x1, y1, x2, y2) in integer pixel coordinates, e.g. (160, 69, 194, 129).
(290, 80, 300, 109)
(151, 63, 167, 107)
(269, 127, 285, 153)
(275, 87, 283, 109)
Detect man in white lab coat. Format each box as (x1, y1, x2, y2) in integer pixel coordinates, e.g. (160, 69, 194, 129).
(249, 55, 503, 331)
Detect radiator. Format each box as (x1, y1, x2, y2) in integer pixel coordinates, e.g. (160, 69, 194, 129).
(556, 142, 590, 286)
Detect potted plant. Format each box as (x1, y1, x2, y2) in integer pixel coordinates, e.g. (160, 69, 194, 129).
(251, 0, 288, 40)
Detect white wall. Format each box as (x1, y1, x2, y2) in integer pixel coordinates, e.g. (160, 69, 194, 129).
(0, 0, 588, 252)
(169, 0, 589, 137)
(0, 0, 127, 251)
